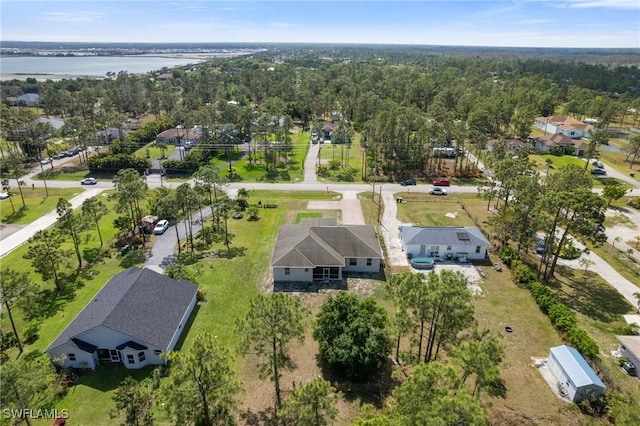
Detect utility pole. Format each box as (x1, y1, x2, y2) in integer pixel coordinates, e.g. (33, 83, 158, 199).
(377, 186, 382, 223)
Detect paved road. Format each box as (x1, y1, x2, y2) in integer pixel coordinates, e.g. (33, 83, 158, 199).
(4, 147, 639, 311)
(0, 187, 106, 257)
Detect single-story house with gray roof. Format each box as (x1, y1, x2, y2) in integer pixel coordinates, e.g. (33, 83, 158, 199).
(271, 219, 383, 282)
(400, 226, 489, 261)
(45, 267, 198, 370)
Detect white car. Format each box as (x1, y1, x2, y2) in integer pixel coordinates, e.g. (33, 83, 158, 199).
(154, 219, 170, 235)
(80, 177, 98, 185)
(40, 157, 52, 165)
(429, 187, 447, 196)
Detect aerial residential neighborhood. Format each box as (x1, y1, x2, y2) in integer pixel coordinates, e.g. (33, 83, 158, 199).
(1, 35, 640, 426)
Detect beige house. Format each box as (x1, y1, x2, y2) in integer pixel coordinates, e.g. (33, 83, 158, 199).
(155, 127, 201, 145)
(271, 218, 383, 282)
(617, 335, 640, 372)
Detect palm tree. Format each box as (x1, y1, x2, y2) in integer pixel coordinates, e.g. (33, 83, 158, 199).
(634, 292, 640, 314)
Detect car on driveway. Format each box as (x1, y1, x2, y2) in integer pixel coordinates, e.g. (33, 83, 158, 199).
(40, 157, 52, 165)
(590, 168, 606, 175)
(432, 179, 450, 186)
(400, 179, 416, 186)
(429, 187, 447, 195)
(80, 177, 98, 185)
(153, 219, 170, 235)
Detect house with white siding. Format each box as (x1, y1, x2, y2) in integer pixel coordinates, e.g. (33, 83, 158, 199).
(400, 226, 489, 261)
(534, 116, 593, 139)
(616, 335, 640, 372)
(45, 267, 198, 370)
(271, 218, 383, 282)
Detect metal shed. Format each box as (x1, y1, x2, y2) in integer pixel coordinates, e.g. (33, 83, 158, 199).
(548, 345, 605, 402)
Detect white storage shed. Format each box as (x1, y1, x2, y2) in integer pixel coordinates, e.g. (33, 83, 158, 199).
(548, 345, 605, 403)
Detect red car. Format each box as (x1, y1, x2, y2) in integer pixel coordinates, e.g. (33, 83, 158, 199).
(432, 179, 450, 186)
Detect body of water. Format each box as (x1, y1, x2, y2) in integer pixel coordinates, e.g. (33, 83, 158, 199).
(0, 55, 211, 77)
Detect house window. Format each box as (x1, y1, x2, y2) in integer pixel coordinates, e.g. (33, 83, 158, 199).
(446, 246, 452, 251)
(154, 350, 162, 356)
(366, 258, 372, 266)
(349, 258, 357, 266)
(127, 354, 135, 364)
(304, 268, 309, 272)
(475, 246, 481, 254)
(284, 268, 290, 276)
(68, 353, 76, 361)
(138, 352, 146, 362)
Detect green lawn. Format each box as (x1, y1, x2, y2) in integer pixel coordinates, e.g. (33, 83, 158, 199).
(395, 193, 478, 227)
(227, 132, 307, 183)
(317, 133, 364, 183)
(134, 142, 176, 160)
(529, 153, 586, 171)
(1, 187, 83, 224)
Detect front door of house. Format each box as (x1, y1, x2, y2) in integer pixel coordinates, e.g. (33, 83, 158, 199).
(323, 268, 330, 280)
(419, 245, 426, 256)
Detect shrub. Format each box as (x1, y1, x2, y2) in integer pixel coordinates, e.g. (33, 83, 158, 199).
(513, 262, 537, 286)
(568, 327, 599, 359)
(559, 238, 581, 260)
(498, 246, 521, 267)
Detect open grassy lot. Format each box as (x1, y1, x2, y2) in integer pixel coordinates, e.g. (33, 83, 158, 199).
(228, 131, 307, 183)
(600, 138, 640, 185)
(529, 153, 586, 171)
(317, 133, 364, 183)
(134, 142, 176, 160)
(1, 187, 82, 224)
(394, 193, 477, 227)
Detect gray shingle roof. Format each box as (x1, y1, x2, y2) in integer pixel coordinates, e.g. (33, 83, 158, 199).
(402, 226, 489, 247)
(271, 225, 382, 268)
(46, 267, 198, 352)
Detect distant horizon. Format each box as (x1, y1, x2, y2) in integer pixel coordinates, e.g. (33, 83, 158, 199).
(1, 1, 639, 49)
(2, 40, 639, 52)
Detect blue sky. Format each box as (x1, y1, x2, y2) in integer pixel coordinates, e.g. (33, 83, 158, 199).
(1, 1, 639, 48)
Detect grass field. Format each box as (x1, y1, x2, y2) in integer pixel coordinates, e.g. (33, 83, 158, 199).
(317, 133, 364, 183)
(394, 193, 477, 227)
(134, 142, 176, 160)
(228, 132, 307, 183)
(1, 187, 83, 224)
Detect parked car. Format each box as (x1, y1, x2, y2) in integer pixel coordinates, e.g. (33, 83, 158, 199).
(590, 168, 606, 175)
(232, 212, 243, 219)
(535, 241, 546, 254)
(622, 361, 636, 376)
(153, 219, 170, 235)
(429, 187, 447, 195)
(80, 177, 98, 185)
(400, 179, 416, 186)
(53, 152, 67, 159)
(66, 148, 79, 156)
(0, 192, 9, 200)
(40, 157, 52, 165)
(432, 179, 450, 186)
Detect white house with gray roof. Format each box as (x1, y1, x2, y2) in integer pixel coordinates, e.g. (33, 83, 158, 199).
(271, 219, 383, 282)
(45, 267, 198, 370)
(400, 226, 489, 261)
